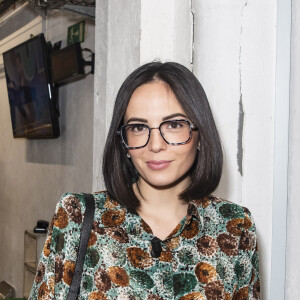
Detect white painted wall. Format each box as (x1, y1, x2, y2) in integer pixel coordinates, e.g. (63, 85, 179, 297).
(270, 0, 291, 298)
(285, 0, 300, 298)
(193, 0, 244, 203)
(140, 0, 193, 68)
(193, 1, 277, 298)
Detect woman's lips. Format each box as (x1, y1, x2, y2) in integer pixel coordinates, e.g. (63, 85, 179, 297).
(146, 160, 172, 170)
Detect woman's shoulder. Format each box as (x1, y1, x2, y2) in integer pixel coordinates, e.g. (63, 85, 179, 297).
(193, 194, 255, 223)
(57, 191, 121, 211)
(192, 195, 258, 253)
(50, 191, 122, 244)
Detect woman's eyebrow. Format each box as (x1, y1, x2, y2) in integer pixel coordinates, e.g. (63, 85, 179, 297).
(126, 117, 148, 124)
(126, 113, 188, 124)
(162, 113, 188, 121)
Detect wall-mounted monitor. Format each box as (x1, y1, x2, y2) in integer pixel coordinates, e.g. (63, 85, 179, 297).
(3, 33, 60, 139)
(50, 42, 85, 85)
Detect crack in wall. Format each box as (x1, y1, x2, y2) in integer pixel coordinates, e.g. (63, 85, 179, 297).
(237, 0, 248, 176)
(238, 96, 244, 175)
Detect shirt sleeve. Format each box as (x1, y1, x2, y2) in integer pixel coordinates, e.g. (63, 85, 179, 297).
(233, 208, 260, 299)
(28, 193, 84, 300)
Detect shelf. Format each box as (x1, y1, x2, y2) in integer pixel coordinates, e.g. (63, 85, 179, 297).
(25, 230, 46, 239)
(23, 230, 47, 299)
(24, 262, 36, 274)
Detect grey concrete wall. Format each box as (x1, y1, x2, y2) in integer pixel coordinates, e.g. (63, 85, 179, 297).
(0, 6, 95, 297)
(93, 0, 141, 190)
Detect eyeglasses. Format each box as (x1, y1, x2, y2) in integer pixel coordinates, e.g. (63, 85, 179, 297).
(117, 119, 197, 149)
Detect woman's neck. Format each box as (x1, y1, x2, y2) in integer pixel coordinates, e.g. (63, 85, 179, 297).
(133, 178, 190, 240)
(133, 177, 189, 220)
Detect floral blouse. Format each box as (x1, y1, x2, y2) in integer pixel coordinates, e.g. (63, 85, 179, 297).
(29, 191, 260, 300)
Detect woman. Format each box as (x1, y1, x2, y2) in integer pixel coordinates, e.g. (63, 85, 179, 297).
(30, 62, 260, 299)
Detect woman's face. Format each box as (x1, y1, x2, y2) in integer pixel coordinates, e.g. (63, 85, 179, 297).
(123, 80, 199, 189)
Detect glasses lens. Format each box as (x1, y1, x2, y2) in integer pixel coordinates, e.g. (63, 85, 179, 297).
(160, 120, 191, 144)
(122, 124, 149, 148)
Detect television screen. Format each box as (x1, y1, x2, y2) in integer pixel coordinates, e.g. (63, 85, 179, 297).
(3, 34, 59, 138)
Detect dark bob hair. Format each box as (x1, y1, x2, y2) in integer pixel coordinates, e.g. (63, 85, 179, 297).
(103, 62, 223, 213)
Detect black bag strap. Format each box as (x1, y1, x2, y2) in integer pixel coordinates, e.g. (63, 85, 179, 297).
(67, 193, 95, 300)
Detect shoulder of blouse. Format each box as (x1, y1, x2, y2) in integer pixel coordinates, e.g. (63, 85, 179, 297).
(191, 194, 257, 232)
(57, 191, 121, 211)
(55, 191, 126, 230)
(199, 194, 254, 216)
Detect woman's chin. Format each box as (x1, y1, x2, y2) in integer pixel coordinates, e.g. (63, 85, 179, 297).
(138, 173, 190, 190)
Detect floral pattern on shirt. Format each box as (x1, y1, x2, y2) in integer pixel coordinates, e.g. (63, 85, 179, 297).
(29, 192, 260, 300)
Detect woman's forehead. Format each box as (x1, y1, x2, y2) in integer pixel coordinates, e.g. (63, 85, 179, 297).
(124, 81, 186, 122)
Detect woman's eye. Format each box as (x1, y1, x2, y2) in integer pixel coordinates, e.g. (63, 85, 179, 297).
(131, 124, 147, 132)
(168, 121, 183, 129)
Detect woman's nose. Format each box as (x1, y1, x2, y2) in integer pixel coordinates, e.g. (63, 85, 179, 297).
(147, 128, 167, 152)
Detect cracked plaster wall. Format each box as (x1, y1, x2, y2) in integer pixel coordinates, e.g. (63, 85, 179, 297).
(193, 1, 276, 298)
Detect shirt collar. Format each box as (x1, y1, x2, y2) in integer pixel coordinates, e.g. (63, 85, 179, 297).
(163, 200, 201, 240)
(95, 194, 202, 241)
